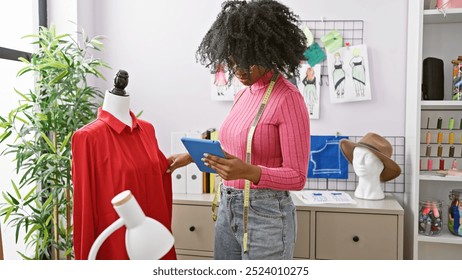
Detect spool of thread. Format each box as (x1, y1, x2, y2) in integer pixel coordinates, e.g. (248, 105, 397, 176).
(426, 145, 432, 157)
(437, 132, 443, 144)
(452, 159, 457, 170)
(438, 145, 443, 157)
(432, 201, 440, 218)
(449, 117, 455, 130)
(449, 132, 455, 144)
(440, 159, 445, 170)
(450, 146, 455, 157)
(460, 118, 462, 130)
(426, 131, 432, 144)
(428, 159, 433, 171)
(437, 117, 443, 129)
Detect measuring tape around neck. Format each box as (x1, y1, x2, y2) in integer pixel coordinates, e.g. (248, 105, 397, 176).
(211, 71, 279, 254)
(242, 72, 279, 254)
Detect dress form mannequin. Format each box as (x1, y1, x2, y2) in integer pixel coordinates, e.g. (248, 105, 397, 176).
(102, 70, 132, 127)
(72, 67, 177, 260)
(352, 146, 385, 200)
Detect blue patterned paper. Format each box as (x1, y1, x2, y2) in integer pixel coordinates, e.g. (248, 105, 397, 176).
(308, 135, 349, 179)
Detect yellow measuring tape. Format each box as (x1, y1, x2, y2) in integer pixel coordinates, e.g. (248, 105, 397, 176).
(242, 72, 278, 253)
(211, 72, 279, 254)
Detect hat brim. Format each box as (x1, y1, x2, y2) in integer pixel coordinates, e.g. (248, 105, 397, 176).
(340, 139, 401, 182)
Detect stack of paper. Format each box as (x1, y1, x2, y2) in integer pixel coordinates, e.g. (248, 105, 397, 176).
(293, 190, 356, 205)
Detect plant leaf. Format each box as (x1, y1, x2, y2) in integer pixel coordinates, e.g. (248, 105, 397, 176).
(49, 69, 69, 85)
(59, 132, 72, 154)
(0, 130, 12, 144)
(24, 224, 41, 243)
(2, 206, 14, 223)
(40, 132, 56, 154)
(14, 88, 31, 102)
(11, 180, 21, 199)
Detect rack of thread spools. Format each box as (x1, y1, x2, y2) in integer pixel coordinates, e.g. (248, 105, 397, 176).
(420, 113, 462, 172)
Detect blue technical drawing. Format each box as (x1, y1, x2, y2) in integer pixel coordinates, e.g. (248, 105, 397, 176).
(308, 135, 349, 179)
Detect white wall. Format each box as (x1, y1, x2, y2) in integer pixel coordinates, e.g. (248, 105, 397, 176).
(72, 0, 408, 154)
(47, 0, 78, 35)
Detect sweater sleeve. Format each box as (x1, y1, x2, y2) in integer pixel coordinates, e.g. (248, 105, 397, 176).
(71, 130, 96, 260)
(255, 91, 310, 191)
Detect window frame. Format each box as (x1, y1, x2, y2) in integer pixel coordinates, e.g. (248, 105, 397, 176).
(0, 0, 47, 61)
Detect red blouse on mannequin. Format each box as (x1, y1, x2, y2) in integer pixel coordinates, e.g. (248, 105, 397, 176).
(71, 109, 176, 260)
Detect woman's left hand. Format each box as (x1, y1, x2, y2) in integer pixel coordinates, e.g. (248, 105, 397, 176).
(202, 150, 261, 184)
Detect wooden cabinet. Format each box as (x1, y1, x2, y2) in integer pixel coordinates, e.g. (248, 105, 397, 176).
(315, 212, 398, 259)
(293, 209, 310, 259)
(172, 192, 403, 260)
(171, 194, 215, 260)
(172, 194, 311, 260)
(406, 1, 462, 259)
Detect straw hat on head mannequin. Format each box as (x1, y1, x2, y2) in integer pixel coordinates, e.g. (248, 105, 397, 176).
(340, 132, 401, 200)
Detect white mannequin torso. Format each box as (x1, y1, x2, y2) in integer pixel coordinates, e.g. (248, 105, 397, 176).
(352, 146, 385, 200)
(102, 90, 132, 127)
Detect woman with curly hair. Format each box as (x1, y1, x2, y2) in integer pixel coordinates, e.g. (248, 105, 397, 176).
(168, 0, 310, 260)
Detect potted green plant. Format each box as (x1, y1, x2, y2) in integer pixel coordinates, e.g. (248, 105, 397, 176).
(0, 24, 109, 259)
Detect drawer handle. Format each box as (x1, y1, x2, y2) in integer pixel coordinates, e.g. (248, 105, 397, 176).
(189, 226, 196, 232)
(352, 236, 359, 242)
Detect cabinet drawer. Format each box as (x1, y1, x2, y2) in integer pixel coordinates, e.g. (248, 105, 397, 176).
(176, 254, 214, 260)
(315, 212, 398, 259)
(172, 204, 215, 252)
(294, 210, 310, 259)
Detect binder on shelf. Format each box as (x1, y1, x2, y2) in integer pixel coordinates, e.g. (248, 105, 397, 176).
(186, 130, 204, 194)
(209, 129, 219, 194)
(201, 130, 209, 193)
(171, 131, 187, 194)
(204, 128, 216, 193)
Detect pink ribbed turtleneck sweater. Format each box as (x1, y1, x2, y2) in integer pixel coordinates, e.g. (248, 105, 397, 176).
(219, 71, 310, 191)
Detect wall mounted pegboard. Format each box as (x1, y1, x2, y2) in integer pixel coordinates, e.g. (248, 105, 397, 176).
(305, 135, 405, 194)
(300, 19, 365, 83)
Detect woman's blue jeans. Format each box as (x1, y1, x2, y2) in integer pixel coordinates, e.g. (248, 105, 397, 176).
(214, 184, 297, 260)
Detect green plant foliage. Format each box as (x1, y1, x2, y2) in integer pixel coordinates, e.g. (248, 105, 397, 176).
(0, 24, 110, 259)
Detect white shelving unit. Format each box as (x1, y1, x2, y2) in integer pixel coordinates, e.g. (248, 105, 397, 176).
(422, 101, 462, 108)
(423, 8, 462, 23)
(406, 1, 462, 260)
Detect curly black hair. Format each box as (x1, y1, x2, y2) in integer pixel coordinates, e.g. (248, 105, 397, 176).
(196, 0, 307, 80)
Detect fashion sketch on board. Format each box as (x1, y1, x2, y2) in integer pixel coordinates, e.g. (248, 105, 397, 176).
(350, 47, 366, 97)
(211, 63, 243, 101)
(297, 63, 321, 119)
(332, 52, 346, 99)
(214, 63, 227, 96)
(327, 44, 371, 103)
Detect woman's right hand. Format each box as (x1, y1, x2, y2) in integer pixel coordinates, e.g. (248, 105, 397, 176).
(166, 153, 193, 173)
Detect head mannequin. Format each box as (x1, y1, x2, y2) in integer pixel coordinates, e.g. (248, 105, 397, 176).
(352, 146, 385, 200)
(340, 132, 401, 201)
